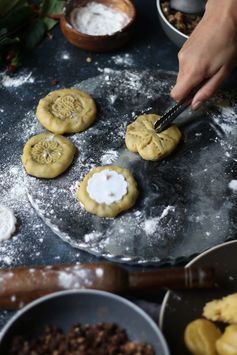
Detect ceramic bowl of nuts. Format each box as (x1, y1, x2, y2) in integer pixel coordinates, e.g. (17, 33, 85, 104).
(0, 289, 170, 355)
(157, 0, 202, 47)
(50, 0, 136, 51)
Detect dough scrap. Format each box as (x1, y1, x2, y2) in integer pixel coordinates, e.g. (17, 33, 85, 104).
(203, 292, 237, 324)
(36, 88, 97, 134)
(125, 114, 182, 161)
(216, 324, 237, 355)
(22, 133, 76, 178)
(0, 205, 16, 242)
(76, 165, 139, 217)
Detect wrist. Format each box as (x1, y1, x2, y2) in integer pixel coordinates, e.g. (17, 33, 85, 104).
(206, 0, 237, 21)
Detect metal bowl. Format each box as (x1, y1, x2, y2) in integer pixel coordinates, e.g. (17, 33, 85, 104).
(0, 289, 170, 355)
(157, 0, 188, 47)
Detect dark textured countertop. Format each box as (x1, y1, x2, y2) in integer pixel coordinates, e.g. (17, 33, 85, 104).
(1, 0, 237, 349)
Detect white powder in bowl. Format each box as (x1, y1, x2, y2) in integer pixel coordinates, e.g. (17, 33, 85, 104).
(70, 2, 130, 36)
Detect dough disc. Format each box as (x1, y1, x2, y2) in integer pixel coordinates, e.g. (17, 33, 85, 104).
(76, 165, 139, 218)
(36, 88, 97, 134)
(22, 133, 76, 179)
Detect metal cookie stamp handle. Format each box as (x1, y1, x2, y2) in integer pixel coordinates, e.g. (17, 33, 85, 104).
(155, 99, 191, 133)
(155, 83, 204, 133)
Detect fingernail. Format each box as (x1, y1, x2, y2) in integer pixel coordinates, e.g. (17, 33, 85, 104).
(192, 101, 202, 111)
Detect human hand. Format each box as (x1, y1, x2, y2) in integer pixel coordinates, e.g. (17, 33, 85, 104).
(171, 0, 237, 110)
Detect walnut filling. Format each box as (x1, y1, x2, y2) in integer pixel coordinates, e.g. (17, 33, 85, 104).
(161, 1, 202, 35)
(9, 323, 155, 355)
(31, 140, 62, 164)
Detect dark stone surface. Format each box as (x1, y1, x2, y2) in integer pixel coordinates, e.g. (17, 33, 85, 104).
(1, 0, 237, 346)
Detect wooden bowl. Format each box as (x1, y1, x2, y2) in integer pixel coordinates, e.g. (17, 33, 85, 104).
(55, 0, 136, 51)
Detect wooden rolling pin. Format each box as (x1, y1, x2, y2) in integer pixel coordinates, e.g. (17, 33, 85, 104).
(0, 263, 214, 309)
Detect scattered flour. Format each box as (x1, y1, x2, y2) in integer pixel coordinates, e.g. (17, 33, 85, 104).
(100, 150, 119, 165)
(229, 180, 237, 191)
(0, 161, 45, 266)
(111, 54, 134, 67)
(143, 206, 175, 236)
(108, 95, 117, 104)
(61, 51, 70, 60)
(84, 232, 102, 243)
(1, 71, 34, 88)
(211, 100, 237, 136)
(58, 268, 92, 288)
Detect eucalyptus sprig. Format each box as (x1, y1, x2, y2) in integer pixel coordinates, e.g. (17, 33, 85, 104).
(0, 0, 64, 72)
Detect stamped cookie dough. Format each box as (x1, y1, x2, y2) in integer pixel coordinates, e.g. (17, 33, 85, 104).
(76, 165, 139, 217)
(22, 133, 76, 178)
(36, 88, 97, 134)
(125, 114, 182, 161)
(0, 205, 17, 242)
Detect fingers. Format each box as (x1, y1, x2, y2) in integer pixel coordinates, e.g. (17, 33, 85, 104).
(171, 52, 210, 102)
(171, 56, 230, 110)
(191, 66, 230, 110)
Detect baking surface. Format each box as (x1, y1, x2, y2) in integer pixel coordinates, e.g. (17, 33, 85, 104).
(23, 69, 237, 264)
(160, 240, 237, 355)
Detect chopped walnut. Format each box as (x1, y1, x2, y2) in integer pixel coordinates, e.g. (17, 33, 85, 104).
(161, 1, 202, 36)
(9, 323, 155, 355)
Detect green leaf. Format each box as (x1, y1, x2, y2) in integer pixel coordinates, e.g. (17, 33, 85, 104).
(42, 0, 64, 31)
(0, 3, 31, 35)
(0, 0, 23, 17)
(40, 0, 63, 16)
(0, 36, 19, 46)
(24, 18, 46, 49)
(0, 27, 7, 36)
(42, 16, 56, 31)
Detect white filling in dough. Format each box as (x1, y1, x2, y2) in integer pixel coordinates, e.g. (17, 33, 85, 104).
(87, 170, 128, 205)
(0, 205, 17, 242)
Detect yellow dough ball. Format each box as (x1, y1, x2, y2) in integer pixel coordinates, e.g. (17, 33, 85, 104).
(216, 324, 237, 355)
(184, 318, 221, 355)
(125, 114, 181, 161)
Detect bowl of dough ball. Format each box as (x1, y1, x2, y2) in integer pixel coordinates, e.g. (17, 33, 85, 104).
(157, 0, 202, 47)
(0, 290, 170, 355)
(53, 0, 136, 51)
